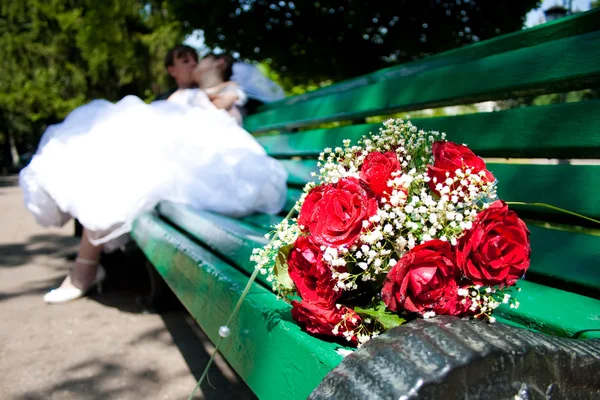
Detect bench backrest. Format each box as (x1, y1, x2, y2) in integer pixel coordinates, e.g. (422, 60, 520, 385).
(241, 9, 600, 336)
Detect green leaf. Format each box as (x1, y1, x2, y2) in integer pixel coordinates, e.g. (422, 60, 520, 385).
(355, 301, 406, 330)
(274, 244, 295, 289)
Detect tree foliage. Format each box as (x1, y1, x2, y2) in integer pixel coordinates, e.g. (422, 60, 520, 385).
(0, 0, 184, 167)
(169, 0, 540, 86)
(0, 0, 545, 167)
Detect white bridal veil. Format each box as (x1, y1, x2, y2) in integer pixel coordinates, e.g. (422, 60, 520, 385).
(230, 62, 286, 103)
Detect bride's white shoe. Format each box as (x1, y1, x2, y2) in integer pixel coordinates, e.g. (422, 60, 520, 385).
(44, 265, 106, 304)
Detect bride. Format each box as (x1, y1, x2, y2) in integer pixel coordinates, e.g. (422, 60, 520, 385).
(20, 52, 288, 304)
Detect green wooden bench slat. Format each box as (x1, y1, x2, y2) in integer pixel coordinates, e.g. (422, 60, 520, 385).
(284, 188, 304, 212)
(279, 159, 600, 218)
(284, 188, 301, 213)
(153, 202, 600, 338)
(491, 163, 600, 219)
(241, 213, 286, 231)
(280, 159, 316, 186)
(157, 201, 271, 288)
(257, 101, 600, 159)
(131, 213, 345, 400)
(245, 30, 600, 132)
(257, 9, 600, 113)
(495, 280, 600, 339)
(256, 124, 379, 157)
(241, 213, 283, 231)
(526, 226, 600, 298)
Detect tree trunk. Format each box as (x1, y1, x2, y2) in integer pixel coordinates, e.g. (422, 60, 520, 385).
(7, 131, 19, 168)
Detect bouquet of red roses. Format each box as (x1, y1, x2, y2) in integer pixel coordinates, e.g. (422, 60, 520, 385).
(251, 119, 530, 346)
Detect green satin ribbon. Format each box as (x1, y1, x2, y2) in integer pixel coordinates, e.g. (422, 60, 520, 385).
(506, 201, 600, 225)
(188, 207, 296, 400)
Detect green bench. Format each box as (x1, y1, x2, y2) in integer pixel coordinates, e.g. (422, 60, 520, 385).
(132, 9, 600, 399)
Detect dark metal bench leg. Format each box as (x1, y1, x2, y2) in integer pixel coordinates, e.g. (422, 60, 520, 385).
(137, 261, 183, 313)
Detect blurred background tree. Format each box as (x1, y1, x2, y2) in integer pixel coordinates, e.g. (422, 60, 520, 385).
(170, 0, 540, 87)
(0, 0, 184, 170)
(0, 0, 552, 169)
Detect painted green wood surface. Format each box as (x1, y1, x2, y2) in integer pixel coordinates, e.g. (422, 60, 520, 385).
(278, 159, 600, 218)
(156, 201, 600, 332)
(241, 213, 286, 231)
(245, 30, 600, 132)
(491, 163, 600, 219)
(526, 226, 600, 298)
(131, 213, 345, 400)
(284, 189, 301, 213)
(496, 280, 600, 339)
(157, 201, 272, 288)
(241, 213, 282, 231)
(256, 100, 600, 159)
(256, 8, 600, 113)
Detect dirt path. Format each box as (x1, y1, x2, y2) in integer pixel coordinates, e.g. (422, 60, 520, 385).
(0, 176, 255, 399)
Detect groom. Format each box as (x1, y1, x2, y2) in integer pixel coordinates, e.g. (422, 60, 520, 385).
(155, 45, 198, 100)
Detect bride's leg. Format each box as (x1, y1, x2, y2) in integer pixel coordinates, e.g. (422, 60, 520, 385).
(44, 228, 106, 303)
(59, 228, 103, 290)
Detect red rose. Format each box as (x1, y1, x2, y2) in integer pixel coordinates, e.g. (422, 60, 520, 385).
(381, 240, 467, 316)
(291, 300, 361, 344)
(298, 177, 378, 247)
(359, 151, 401, 199)
(456, 200, 530, 287)
(288, 236, 342, 307)
(427, 141, 494, 195)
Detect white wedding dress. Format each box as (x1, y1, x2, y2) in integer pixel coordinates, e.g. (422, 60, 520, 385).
(19, 89, 288, 251)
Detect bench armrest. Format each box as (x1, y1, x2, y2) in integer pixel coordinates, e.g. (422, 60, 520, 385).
(310, 316, 600, 399)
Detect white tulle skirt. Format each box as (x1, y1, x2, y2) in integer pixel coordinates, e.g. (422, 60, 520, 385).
(19, 95, 288, 251)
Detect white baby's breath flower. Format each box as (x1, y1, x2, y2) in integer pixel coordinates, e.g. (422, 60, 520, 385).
(336, 348, 353, 357)
(370, 214, 381, 223)
(422, 311, 436, 319)
(408, 237, 416, 249)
